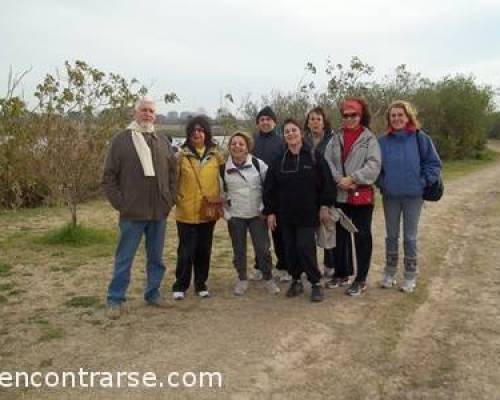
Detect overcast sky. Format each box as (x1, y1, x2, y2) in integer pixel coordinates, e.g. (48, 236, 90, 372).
(2, 0, 500, 116)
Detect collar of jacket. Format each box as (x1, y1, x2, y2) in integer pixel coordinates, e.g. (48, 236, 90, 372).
(305, 128, 333, 144)
(226, 154, 252, 171)
(337, 127, 371, 145)
(258, 128, 277, 137)
(180, 144, 218, 159)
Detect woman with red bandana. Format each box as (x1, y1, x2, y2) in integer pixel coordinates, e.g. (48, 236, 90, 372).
(377, 100, 442, 293)
(323, 97, 381, 296)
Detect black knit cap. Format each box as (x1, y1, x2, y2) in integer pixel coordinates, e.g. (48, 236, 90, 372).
(255, 106, 277, 123)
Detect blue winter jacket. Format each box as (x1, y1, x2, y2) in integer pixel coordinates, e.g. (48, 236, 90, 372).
(377, 130, 442, 198)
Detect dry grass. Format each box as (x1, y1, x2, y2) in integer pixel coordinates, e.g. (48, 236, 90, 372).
(1, 151, 500, 399)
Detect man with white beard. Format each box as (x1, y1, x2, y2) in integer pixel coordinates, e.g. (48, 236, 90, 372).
(102, 97, 177, 319)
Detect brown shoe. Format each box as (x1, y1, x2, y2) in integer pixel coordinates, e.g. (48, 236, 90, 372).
(147, 297, 172, 309)
(106, 304, 122, 320)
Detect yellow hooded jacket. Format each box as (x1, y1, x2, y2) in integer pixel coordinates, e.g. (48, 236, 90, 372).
(175, 145, 225, 224)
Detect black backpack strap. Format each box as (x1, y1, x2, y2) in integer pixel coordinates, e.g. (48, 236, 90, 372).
(219, 163, 227, 193)
(251, 156, 263, 185)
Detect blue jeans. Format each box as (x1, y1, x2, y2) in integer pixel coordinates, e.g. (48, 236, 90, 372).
(382, 195, 423, 279)
(107, 219, 166, 305)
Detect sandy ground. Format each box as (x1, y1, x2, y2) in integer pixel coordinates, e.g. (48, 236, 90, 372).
(0, 153, 499, 399)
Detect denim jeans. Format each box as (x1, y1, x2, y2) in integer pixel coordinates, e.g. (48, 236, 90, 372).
(382, 195, 423, 279)
(107, 219, 166, 305)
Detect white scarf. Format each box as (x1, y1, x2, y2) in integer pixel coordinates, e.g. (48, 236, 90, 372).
(127, 121, 156, 177)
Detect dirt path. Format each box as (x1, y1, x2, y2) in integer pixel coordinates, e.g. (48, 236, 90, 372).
(1, 157, 500, 399)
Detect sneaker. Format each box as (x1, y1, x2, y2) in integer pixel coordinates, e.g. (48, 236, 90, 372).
(380, 274, 397, 289)
(264, 279, 281, 295)
(326, 277, 349, 289)
(172, 291, 185, 300)
(346, 281, 367, 296)
(286, 280, 304, 297)
(106, 303, 122, 320)
(147, 297, 171, 308)
(323, 266, 335, 279)
(310, 284, 324, 302)
(197, 290, 211, 298)
(234, 280, 249, 296)
(277, 270, 292, 282)
(250, 269, 264, 281)
(400, 279, 416, 293)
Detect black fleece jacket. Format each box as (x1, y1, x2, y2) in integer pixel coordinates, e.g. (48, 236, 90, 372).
(263, 144, 336, 227)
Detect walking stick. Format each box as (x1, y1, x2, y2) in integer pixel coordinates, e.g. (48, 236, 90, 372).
(336, 209, 358, 281)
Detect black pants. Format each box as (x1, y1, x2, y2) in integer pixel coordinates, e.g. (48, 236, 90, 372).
(323, 248, 335, 269)
(334, 203, 374, 283)
(280, 224, 321, 284)
(173, 221, 215, 292)
(254, 223, 287, 272)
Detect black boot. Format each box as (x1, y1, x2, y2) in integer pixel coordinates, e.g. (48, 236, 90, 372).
(286, 280, 304, 297)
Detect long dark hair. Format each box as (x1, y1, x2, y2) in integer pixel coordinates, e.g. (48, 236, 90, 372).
(304, 106, 332, 134)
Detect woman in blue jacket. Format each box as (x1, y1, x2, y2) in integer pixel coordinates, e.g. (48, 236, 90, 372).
(377, 100, 442, 293)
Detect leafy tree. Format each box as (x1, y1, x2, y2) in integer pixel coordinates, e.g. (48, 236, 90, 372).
(414, 75, 494, 159)
(0, 68, 46, 208)
(33, 60, 147, 226)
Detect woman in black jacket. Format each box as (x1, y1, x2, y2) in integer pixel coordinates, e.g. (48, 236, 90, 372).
(263, 118, 336, 302)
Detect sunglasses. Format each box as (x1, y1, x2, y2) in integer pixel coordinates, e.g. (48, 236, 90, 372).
(342, 113, 359, 119)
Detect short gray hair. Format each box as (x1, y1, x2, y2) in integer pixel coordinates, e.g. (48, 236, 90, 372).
(134, 96, 156, 111)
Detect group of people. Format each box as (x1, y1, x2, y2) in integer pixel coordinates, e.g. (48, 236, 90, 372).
(102, 96, 442, 319)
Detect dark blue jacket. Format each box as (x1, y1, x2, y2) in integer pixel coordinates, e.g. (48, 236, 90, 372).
(253, 128, 284, 166)
(377, 130, 442, 198)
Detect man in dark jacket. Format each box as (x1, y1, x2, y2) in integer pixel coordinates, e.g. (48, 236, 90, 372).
(252, 106, 289, 281)
(102, 97, 177, 319)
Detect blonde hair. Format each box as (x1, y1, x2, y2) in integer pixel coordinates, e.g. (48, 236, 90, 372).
(228, 131, 254, 152)
(386, 100, 421, 130)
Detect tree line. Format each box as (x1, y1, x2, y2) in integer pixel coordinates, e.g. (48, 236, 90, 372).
(1, 58, 498, 226)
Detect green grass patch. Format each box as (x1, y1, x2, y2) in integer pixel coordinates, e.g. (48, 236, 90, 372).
(49, 265, 77, 273)
(27, 317, 50, 325)
(0, 295, 7, 304)
(0, 283, 14, 292)
(65, 295, 100, 308)
(443, 148, 500, 181)
(9, 289, 25, 296)
(38, 325, 64, 342)
(0, 263, 12, 277)
(36, 224, 115, 247)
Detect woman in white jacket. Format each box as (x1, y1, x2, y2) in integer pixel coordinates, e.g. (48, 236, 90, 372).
(221, 132, 281, 296)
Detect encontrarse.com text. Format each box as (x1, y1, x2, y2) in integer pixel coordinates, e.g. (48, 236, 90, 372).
(0, 369, 223, 389)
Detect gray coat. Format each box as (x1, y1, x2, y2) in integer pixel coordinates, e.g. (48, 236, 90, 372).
(324, 128, 381, 203)
(102, 129, 177, 220)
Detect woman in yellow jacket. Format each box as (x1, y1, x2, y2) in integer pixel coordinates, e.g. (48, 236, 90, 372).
(172, 116, 224, 300)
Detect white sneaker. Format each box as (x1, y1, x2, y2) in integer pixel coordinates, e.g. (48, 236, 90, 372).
(400, 279, 416, 293)
(265, 279, 281, 295)
(380, 274, 397, 289)
(234, 280, 249, 296)
(197, 290, 210, 298)
(278, 270, 292, 282)
(250, 270, 264, 281)
(172, 291, 185, 300)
